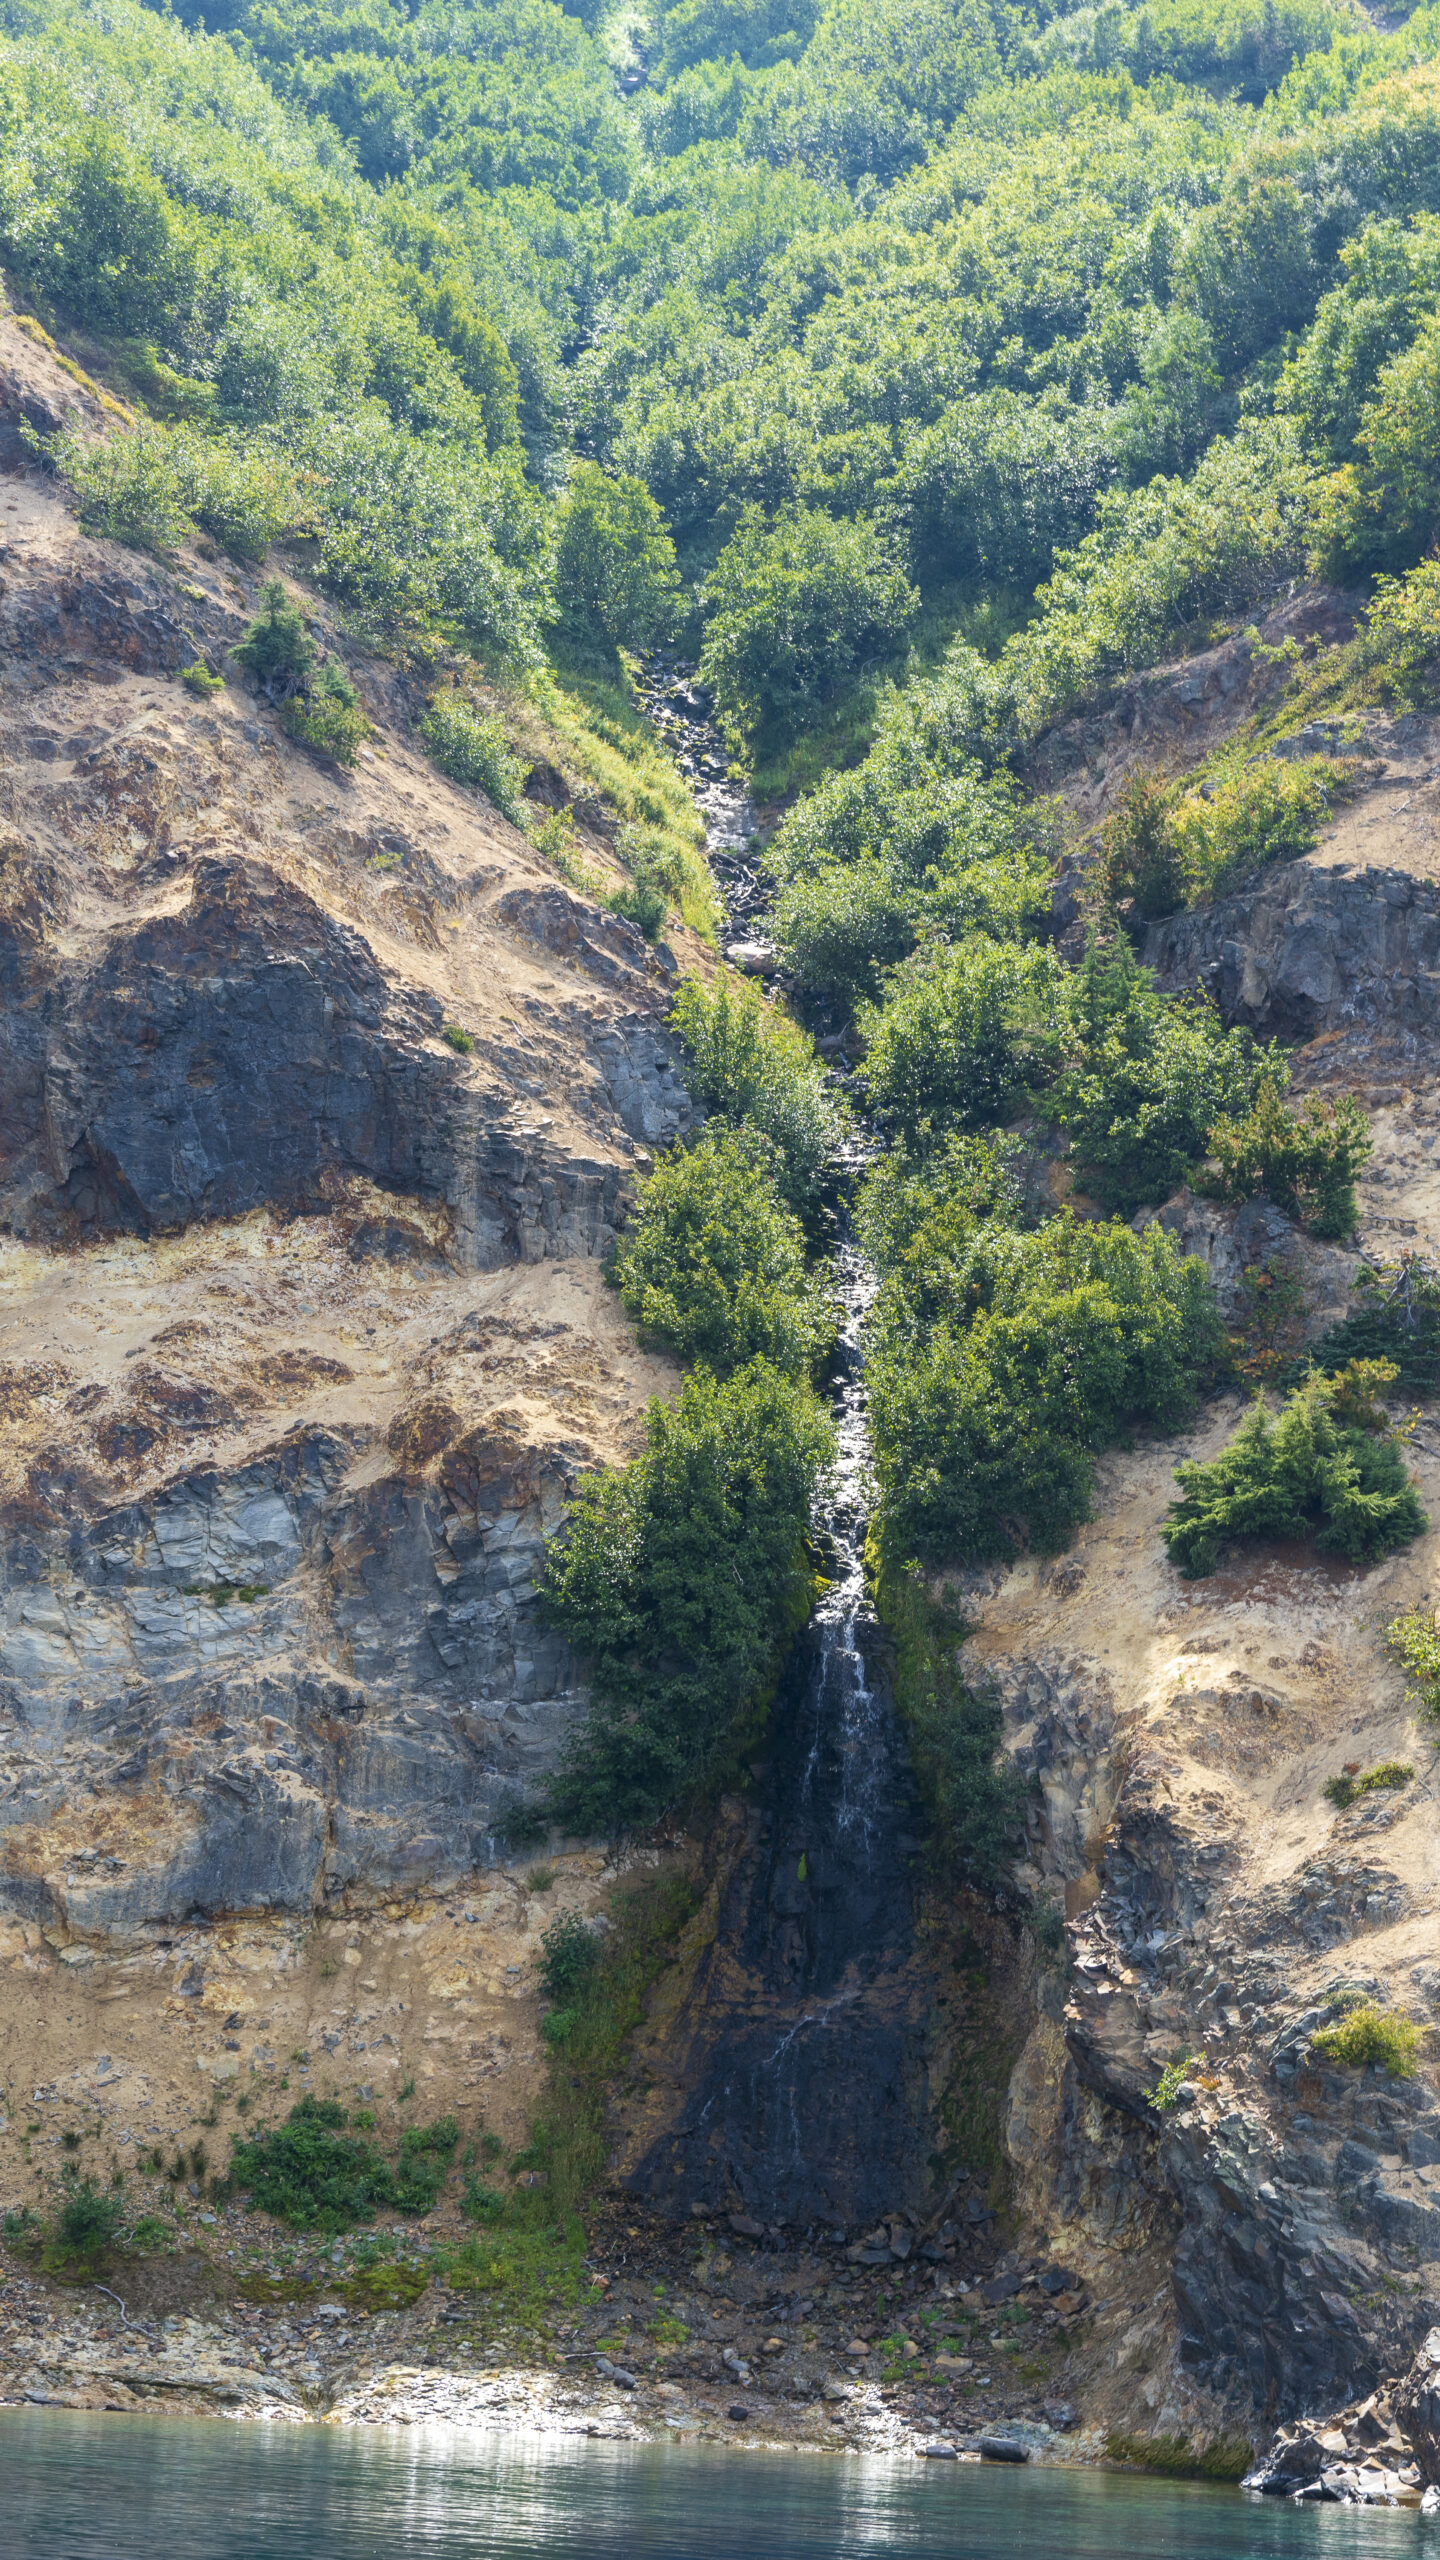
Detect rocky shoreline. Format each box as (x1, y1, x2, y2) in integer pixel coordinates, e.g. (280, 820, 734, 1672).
(0, 2202, 1108, 2468)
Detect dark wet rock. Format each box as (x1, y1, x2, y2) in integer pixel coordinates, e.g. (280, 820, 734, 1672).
(1395, 2326, 1440, 2484)
(979, 2434, 1029, 2461)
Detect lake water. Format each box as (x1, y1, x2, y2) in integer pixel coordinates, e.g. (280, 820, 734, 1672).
(4, 2413, 1438, 2560)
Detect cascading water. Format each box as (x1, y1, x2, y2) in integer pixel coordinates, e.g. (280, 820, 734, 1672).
(622, 664, 936, 2230)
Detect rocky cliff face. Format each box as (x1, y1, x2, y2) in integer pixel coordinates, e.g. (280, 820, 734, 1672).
(0, 316, 706, 2165)
(967, 750, 1440, 2452)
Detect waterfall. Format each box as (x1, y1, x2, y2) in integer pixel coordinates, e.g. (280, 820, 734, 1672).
(622, 665, 935, 2233)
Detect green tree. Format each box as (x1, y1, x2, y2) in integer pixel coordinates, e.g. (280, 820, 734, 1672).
(540, 1359, 834, 1831)
(612, 1128, 835, 1378)
(859, 939, 1067, 1150)
(553, 461, 681, 646)
(1161, 1369, 1426, 1577)
(869, 1216, 1222, 1566)
(699, 504, 917, 746)
(1204, 1072, 1372, 1238)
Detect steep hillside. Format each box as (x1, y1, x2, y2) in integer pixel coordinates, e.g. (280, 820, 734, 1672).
(0, 312, 697, 2194)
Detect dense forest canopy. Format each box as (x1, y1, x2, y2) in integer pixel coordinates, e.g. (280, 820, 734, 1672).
(12, 0, 1440, 732)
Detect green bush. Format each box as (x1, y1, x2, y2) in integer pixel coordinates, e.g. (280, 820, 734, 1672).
(859, 939, 1067, 1150)
(228, 2095, 456, 2233)
(1309, 2002, 1420, 2076)
(1204, 1071, 1372, 1238)
(281, 660, 371, 767)
(869, 1214, 1222, 1566)
(179, 661, 224, 697)
(1100, 772, 1188, 921)
(768, 725, 1052, 1005)
(393, 2115, 459, 2214)
(539, 1357, 834, 1832)
(235, 582, 369, 765)
(612, 1127, 835, 1379)
(421, 688, 528, 822)
(698, 504, 917, 749)
(1101, 759, 1345, 915)
(233, 579, 316, 693)
(537, 1909, 599, 2003)
(1385, 1603, 1440, 1730)
(1363, 557, 1440, 706)
(553, 460, 680, 648)
(48, 418, 298, 562)
(669, 971, 844, 1216)
(1160, 1369, 1426, 1578)
(856, 1132, 1022, 1289)
(879, 1564, 1024, 1886)
(53, 2176, 122, 2267)
(1308, 1255, 1440, 1394)
(1323, 1758, 1412, 1808)
(1052, 934, 1260, 1215)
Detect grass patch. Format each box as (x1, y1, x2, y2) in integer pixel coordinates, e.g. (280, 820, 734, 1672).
(1105, 2432, 1253, 2481)
(533, 637, 716, 938)
(1309, 2002, 1420, 2076)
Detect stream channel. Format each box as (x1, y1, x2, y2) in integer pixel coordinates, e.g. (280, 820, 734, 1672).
(625, 662, 936, 2232)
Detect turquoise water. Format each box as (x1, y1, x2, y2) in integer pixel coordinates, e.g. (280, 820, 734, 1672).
(3, 2414, 1439, 2560)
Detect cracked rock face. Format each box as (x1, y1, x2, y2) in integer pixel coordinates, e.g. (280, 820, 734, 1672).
(0, 362, 696, 1934)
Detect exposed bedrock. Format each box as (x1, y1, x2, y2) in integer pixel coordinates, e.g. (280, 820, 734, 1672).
(1146, 853, 1440, 1045)
(0, 427, 695, 1935)
(0, 853, 693, 1263)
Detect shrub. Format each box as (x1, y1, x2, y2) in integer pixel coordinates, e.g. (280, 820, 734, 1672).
(1385, 1604, 1440, 1730)
(48, 416, 193, 550)
(421, 687, 528, 822)
(879, 1565, 1025, 1886)
(1308, 1255, 1440, 1394)
(179, 661, 224, 697)
(393, 2116, 459, 2214)
(1053, 933, 1260, 1215)
(537, 1910, 599, 2004)
(698, 504, 917, 748)
(233, 579, 316, 693)
(859, 939, 1067, 1150)
(281, 660, 371, 767)
(47, 419, 298, 562)
(856, 1133, 1022, 1289)
(442, 1023, 475, 1053)
(1323, 1759, 1413, 1808)
(611, 1127, 834, 1379)
(1204, 1072, 1372, 1238)
(1160, 1369, 1426, 1578)
(1365, 557, 1440, 706)
(869, 1215, 1223, 1566)
(539, 1357, 834, 1832)
(1100, 772, 1188, 921)
(1309, 2002, 1420, 2076)
(553, 460, 680, 648)
(669, 971, 844, 1216)
(53, 2176, 122, 2266)
(1149, 2053, 1199, 2111)
(1101, 760, 1344, 914)
(606, 871, 669, 942)
(227, 2095, 453, 2233)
